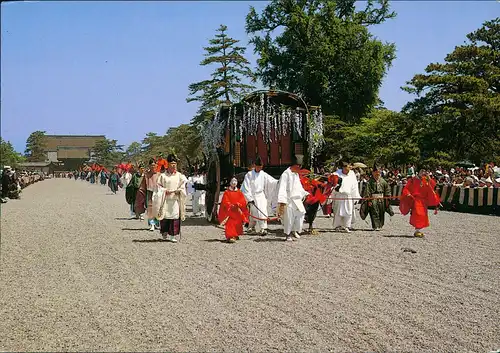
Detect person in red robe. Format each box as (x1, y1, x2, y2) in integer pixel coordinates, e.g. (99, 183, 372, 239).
(399, 168, 441, 237)
(218, 177, 249, 243)
(300, 173, 328, 234)
(156, 158, 168, 173)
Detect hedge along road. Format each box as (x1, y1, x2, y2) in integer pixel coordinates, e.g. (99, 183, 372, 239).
(1, 178, 499, 352)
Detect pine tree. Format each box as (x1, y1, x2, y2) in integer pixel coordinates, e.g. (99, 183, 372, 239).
(187, 24, 255, 125)
(24, 130, 48, 162)
(403, 18, 500, 164)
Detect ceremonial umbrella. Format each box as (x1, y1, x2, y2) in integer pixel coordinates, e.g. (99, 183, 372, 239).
(352, 162, 368, 168)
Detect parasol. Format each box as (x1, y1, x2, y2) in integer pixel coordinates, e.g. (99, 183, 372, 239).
(352, 162, 368, 169)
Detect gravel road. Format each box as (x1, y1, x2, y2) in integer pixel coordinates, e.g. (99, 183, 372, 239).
(1, 179, 499, 352)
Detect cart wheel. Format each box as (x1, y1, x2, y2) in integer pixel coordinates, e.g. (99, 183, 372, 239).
(205, 157, 221, 224)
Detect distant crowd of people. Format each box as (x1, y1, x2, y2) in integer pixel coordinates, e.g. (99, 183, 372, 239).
(343, 163, 500, 189)
(1, 166, 45, 202)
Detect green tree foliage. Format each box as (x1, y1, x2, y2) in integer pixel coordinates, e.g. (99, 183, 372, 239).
(136, 126, 203, 171)
(339, 108, 420, 167)
(1, 138, 25, 167)
(187, 24, 255, 126)
(140, 132, 164, 161)
(124, 142, 142, 166)
(91, 139, 124, 166)
(246, 0, 396, 122)
(24, 131, 48, 161)
(402, 18, 500, 165)
(163, 124, 203, 166)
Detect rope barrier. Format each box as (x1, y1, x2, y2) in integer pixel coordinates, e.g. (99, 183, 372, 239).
(326, 195, 401, 201)
(248, 214, 279, 221)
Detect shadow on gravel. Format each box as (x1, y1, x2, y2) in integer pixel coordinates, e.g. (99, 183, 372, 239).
(203, 239, 234, 244)
(115, 217, 137, 220)
(132, 239, 166, 243)
(253, 237, 286, 243)
(183, 218, 213, 226)
(121, 228, 149, 231)
(383, 234, 418, 238)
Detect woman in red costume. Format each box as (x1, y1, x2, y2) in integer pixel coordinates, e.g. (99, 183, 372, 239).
(400, 168, 441, 237)
(156, 157, 168, 173)
(218, 177, 249, 243)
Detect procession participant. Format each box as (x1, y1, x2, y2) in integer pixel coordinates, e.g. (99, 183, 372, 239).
(301, 173, 327, 235)
(321, 173, 339, 217)
(186, 173, 195, 196)
(120, 165, 132, 189)
(156, 157, 168, 173)
(361, 164, 393, 231)
(89, 165, 96, 184)
(332, 161, 361, 232)
(241, 160, 255, 230)
(100, 168, 107, 186)
(277, 155, 309, 242)
(94, 168, 100, 185)
(155, 154, 187, 243)
(241, 156, 278, 235)
(125, 165, 143, 218)
(141, 159, 160, 231)
(218, 177, 249, 243)
(108, 167, 120, 194)
(400, 167, 441, 237)
(192, 168, 206, 217)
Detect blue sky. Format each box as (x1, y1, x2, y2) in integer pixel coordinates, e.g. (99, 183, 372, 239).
(1, 1, 497, 153)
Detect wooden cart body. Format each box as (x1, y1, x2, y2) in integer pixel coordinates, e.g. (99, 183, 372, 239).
(198, 90, 324, 223)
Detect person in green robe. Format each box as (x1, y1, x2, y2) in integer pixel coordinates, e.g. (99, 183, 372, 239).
(362, 164, 394, 231)
(126, 164, 144, 219)
(108, 167, 120, 194)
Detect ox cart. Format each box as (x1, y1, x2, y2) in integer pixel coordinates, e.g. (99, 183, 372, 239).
(197, 90, 324, 223)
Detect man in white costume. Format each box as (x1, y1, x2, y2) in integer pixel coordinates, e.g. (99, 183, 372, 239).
(121, 167, 132, 188)
(191, 169, 206, 217)
(332, 162, 361, 232)
(120, 166, 133, 216)
(277, 155, 309, 242)
(241, 156, 278, 235)
(154, 154, 187, 243)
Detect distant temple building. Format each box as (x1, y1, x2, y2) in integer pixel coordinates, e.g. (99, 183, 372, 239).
(19, 135, 105, 173)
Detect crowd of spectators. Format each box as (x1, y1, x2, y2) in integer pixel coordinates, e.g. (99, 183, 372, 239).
(355, 163, 500, 189)
(1, 166, 46, 202)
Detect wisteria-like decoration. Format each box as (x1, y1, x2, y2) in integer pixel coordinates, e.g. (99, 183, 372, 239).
(201, 111, 225, 158)
(308, 107, 325, 164)
(202, 93, 325, 162)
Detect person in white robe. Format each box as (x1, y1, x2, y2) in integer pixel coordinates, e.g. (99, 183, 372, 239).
(154, 154, 187, 243)
(191, 170, 206, 217)
(241, 157, 278, 235)
(332, 162, 361, 232)
(186, 175, 195, 213)
(186, 176, 195, 195)
(121, 169, 132, 189)
(120, 167, 133, 215)
(277, 155, 309, 242)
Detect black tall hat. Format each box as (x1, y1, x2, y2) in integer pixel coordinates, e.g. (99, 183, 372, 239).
(167, 154, 178, 163)
(255, 156, 263, 166)
(373, 163, 379, 171)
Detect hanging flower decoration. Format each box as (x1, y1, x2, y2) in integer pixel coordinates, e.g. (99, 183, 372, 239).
(200, 111, 226, 158)
(308, 107, 325, 165)
(201, 92, 325, 162)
